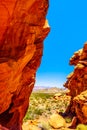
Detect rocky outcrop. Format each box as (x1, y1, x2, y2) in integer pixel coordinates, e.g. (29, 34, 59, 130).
(64, 42, 87, 124)
(0, 0, 50, 129)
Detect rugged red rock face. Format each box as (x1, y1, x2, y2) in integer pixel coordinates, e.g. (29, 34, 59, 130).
(64, 42, 87, 124)
(0, 0, 50, 129)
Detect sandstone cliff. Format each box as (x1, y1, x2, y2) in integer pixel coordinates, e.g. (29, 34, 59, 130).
(0, 0, 50, 129)
(64, 42, 87, 124)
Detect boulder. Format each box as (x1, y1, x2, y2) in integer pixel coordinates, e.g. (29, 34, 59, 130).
(49, 113, 66, 129)
(0, 0, 50, 129)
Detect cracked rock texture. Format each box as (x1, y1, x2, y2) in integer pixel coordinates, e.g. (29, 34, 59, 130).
(0, 0, 50, 129)
(64, 42, 87, 124)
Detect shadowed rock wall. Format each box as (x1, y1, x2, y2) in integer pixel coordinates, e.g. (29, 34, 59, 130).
(64, 42, 87, 124)
(0, 0, 50, 129)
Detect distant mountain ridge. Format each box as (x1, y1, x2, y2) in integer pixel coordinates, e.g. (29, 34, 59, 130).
(34, 86, 51, 90)
(33, 86, 65, 93)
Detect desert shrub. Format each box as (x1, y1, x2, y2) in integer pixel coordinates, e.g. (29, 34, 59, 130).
(38, 121, 51, 130)
(24, 92, 70, 121)
(65, 117, 72, 123)
(76, 124, 87, 130)
(30, 93, 53, 100)
(34, 108, 44, 115)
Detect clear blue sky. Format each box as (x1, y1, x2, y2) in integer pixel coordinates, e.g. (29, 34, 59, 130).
(35, 0, 87, 88)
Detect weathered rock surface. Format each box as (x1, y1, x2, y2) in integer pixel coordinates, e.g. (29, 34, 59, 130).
(0, 0, 50, 129)
(64, 42, 87, 124)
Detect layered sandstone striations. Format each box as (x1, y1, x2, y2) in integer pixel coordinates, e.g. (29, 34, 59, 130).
(64, 42, 87, 124)
(0, 0, 50, 129)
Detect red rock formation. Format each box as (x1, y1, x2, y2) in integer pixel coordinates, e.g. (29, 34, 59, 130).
(64, 42, 87, 124)
(0, 0, 50, 129)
